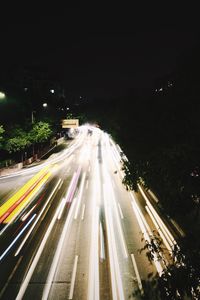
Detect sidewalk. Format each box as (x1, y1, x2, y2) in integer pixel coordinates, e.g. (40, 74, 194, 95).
(0, 137, 68, 177)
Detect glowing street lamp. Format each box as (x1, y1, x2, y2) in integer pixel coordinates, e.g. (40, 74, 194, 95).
(0, 91, 6, 100)
(43, 103, 48, 108)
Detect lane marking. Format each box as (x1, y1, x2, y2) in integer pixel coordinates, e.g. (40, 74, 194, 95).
(100, 222, 105, 260)
(68, 255, 79, 299)
(74, 172, 86, 220)
(15, 179, 62, 257)
(131, 254, 143, 294)
(15, 181, 65, 300)
(81, 204, 85, 221)
(117, 202, 124, 219)
(0, 256, 23, 298)
(42, 191, 78, 300)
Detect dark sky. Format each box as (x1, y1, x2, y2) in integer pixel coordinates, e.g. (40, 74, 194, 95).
(0, 4, 199, 96)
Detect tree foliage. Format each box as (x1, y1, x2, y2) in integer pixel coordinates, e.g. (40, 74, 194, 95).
(4, 127, 30, 154)
(29, 121, 52, 144)
(0, 125, 4, 148)
(134, 232, 200, 300)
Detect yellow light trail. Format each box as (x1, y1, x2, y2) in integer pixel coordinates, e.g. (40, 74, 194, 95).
(0, 165, 52, 224)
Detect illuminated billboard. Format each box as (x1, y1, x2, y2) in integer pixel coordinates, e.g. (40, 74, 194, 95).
(61, 119, 79, 128)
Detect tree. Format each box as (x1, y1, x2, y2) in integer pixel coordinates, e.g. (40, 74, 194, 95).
(29, 121, 52, 155)
(0, 125, 5, 149)
(29, 121, 52, 144)
(134, 232, 200, 300)
(4, 127, 30, 162)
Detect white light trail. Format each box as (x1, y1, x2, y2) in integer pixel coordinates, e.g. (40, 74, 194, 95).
(68, 255, 79, 299)
(117, 202, 124, 219)
(130, 193, 163, 276)
(57, 170, 80, 220)
(16, 179, 67, 300)
(0, 256, 23, 299)
(15, 179, 62, 257)
(103, 182, 125, 300)
(0, 214, 36, 261)
(100, 222, 105, 260)
(145, 205, 172, 252)
(138, 185, 177, 247)
(88, 155, 100, 300)
(81, 204, 85, 221)
(74, 172, 86, 220)
(131, 254, 143, 294)
(21, 205, 36, 222)
(42, 194, 78, 300)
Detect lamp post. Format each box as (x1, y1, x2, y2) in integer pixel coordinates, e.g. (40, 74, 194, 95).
(31, 103, 47, 123)
(31, 111, 36, 124)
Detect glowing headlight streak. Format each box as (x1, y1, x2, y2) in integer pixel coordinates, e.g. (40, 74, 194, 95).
(102, 136, 128, 258)
(57, 167, 81, 220)
(4, 172, 51, 225)
(15, 179, 62, 257)
(145, 205, 172, 252)
(74, 172, 86, 220)
(68, 255, 79, 299)
(0, 168, 52, 225)
(130, 193, 163, 276)
(107, 177, 128, 258)
(103, 181, 125, 300)
(42, 190, 79, 300)
(21, 205, 37, 222)
(88, 156, 100, 300)
(138, 185, 177, 247)
(15, 179, 67, 300)
(100, 222, 105, 260)
(0, 214, 36, 261)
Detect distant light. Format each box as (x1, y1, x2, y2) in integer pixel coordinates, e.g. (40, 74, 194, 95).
(80, 96, 82, 99)
(43, 103, 48, 107)
(0, 92, 6, 99)
(50, 89, 55, 94)
(159, 88, 163, 92)
(24, 87, 28, 91)
(66, 107, 70, 110)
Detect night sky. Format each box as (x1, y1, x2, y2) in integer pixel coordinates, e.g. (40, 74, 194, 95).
(0, 4, 199, 96)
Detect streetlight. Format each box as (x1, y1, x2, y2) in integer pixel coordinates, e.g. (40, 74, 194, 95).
(31, 103, 47, 123)
(31, 111, 36, 124)
(0, 91, 6, 100)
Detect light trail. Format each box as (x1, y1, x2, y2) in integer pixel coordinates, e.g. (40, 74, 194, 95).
(0, 166, 52, 224)
(74, 172, 86, 220)
(42, 191, 79, 300)
(68, 255, 79, 299)
(103, 181, 125, 300)
(138, 185, 177, 247)
(117, 202, 124, 219)
(145, 205, 172, 252)
(131, 253, 143, 294)
(88, 157, 100, 300)
(0, 214, 36, 261)
(81, 204, 85, 221)
(130, 193, 163, 275)
(15, 185, 67, 300)
(21, 204, 36, 222)
(100, 222, 105, 260)
(14, 179, 62, 257)
(0, 256, 23, 299)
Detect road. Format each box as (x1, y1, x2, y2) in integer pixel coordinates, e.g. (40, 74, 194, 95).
(0, 125, 181, 299)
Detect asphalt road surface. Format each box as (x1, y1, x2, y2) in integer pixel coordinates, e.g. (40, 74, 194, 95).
(0, 125, 181, 299)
